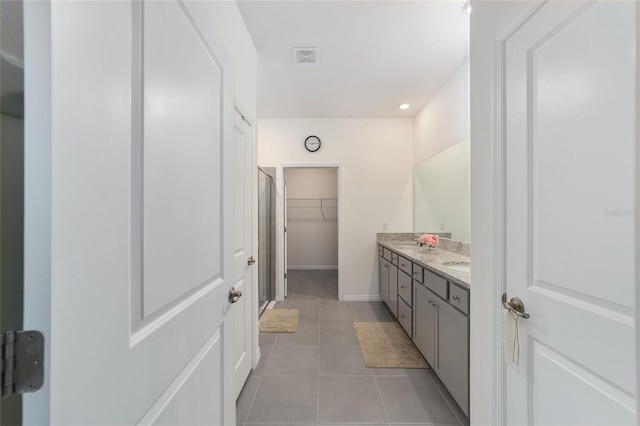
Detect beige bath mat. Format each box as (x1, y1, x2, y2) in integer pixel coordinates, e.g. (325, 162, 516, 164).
(354, 322, 430, 368)
(259, 308, 300, 333)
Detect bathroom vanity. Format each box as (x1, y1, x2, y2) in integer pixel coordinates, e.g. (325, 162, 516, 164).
(377, 236, 470, 416)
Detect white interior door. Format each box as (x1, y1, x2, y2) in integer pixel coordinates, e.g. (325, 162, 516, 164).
(503, 1, 637, 424)
(232, 108, 254, 398)
(23, 1, 236, 423)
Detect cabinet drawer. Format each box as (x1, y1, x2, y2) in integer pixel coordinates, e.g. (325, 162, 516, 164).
(384, 248, 394, 262)
(398, 256, 412, 275)
(424, 269, 447, 300)
(378, 245, 383, 257)
(390, 251, 399, 266)
(398, 270, 412, 307)
(449, 284, 469, 315)
(412, 264, 423, 283)
(397, 297, 412, 338)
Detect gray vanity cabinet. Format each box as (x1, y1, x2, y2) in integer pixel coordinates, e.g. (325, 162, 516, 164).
(378, 243, 469, 416)
(378, 255, 398, 317)
(379, 257, 389, 308)
(438, 299, 469, 415)
(414, 281, 469, 416)
(413, 283, 438, 366)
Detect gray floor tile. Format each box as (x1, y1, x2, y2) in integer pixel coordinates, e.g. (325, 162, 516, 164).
(251, 343, 274, 377)
(274, 299, 291, 309)
(319, 326, 359, 346)
(372, 367, 434, 377)
(264, 346, 319, 376)
(245, 375, 318, 424)
(276, 326, 320, 346)
(319, 346, 372, 376)
(429, 374, 468, 425)
(319, 309, 355, 326)
(291, 290, 322, 301)
(318, 376, 388, 424)
(259, 332, 277, 347)
(350, 301, 387, 312)
(375, 376, 459, 424)
(236, 375, 261, 425)
(247, 424, 316, 426)
(353, 309, 394, 322)
(319, 299, 352, 313)
(321, 285, 338, 300)
(288, 299, 321, 309)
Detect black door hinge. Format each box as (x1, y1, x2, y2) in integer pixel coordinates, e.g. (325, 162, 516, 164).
(1, 331, 45, 399)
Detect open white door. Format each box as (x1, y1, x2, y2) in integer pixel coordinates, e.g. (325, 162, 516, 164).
(500, 1, 637, 424)
(232, 108, 255, 398)
(23, 1, 236, 423)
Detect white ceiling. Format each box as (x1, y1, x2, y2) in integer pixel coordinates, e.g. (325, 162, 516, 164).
(237, 0, 469, 118)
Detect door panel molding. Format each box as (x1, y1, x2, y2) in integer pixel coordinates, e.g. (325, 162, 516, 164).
(130, 0, 226, 333)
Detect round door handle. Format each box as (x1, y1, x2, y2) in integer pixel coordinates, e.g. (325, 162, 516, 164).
(247, 256, 256, 266)
(229, 287, 243, 303)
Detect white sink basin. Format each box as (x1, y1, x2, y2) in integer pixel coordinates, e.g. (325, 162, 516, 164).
(441, 261, 470, 272)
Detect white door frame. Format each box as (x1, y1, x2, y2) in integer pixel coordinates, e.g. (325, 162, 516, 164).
(235, 102, 259, 371)
(275, 163, 344, 301)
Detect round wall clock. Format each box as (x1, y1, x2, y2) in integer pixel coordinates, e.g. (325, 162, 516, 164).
(304, 135, 321, 152)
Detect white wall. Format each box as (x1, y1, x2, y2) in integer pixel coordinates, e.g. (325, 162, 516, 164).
(286, 168, 338, 269)
(469, 2, 529, 425)
(413, 60, 469, 165)
(258, 118, 414, 300)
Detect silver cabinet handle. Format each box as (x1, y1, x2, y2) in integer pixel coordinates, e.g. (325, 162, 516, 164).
(452, 295, 461, 302)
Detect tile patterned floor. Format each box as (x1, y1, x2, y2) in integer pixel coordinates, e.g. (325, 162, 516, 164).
(237, 270, 469, 426)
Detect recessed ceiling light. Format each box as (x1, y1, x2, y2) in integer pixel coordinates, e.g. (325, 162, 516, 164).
(462, 1, 471, 15)
(398, 103, 410, 110)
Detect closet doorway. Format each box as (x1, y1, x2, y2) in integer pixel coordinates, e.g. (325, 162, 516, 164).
(282, 166, 341, 300)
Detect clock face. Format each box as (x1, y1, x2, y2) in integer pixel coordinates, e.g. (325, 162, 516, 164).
(304, 135, 321, 152)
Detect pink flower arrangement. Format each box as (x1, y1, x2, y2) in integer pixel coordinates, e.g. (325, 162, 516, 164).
(417, 233, 439, 247)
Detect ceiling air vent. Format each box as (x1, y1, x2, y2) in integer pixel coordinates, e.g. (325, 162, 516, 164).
(293, 47, 319, 64)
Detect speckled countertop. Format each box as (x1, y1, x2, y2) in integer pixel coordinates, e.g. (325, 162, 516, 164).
(378, 240, 471, 289)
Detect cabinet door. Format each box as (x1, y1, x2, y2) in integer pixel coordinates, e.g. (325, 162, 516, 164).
(379, 256, 389, 304)
(437, 300, 469, 416)
(413, 284, 437, 367)
(388, 263, 398, 317)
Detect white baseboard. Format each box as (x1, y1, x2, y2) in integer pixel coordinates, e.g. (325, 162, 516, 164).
(288, 265, 338, 270)
(341, 295, 384, 302)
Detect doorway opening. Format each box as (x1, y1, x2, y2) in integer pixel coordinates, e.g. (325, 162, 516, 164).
(281, 166, 341, 301)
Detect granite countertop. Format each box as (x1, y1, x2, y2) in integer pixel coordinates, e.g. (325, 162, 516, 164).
(378, 240, 471, 289)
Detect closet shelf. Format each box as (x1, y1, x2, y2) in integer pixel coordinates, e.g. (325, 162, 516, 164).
(287, 197, 337, 222)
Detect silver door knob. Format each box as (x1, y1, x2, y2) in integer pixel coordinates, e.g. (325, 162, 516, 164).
(247, 256, 256, 266)
(502, 293, 530, 319)
(229, 287, 243, 303)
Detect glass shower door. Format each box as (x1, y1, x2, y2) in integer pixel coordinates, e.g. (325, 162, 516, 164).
(258, 167, 275, 315)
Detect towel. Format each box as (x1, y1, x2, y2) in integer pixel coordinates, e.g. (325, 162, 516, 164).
(503, 308, 520, 369)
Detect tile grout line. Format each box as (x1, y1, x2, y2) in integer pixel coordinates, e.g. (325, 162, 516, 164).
(427, 374, 466, 426)
(240, 374, 263, 426)
(372, 374, 392, 426)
